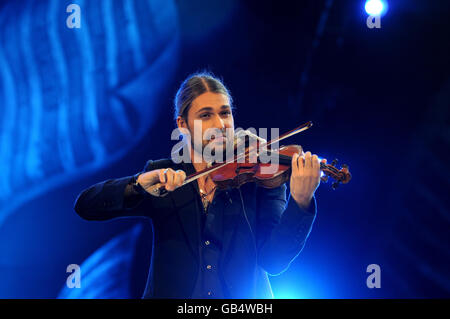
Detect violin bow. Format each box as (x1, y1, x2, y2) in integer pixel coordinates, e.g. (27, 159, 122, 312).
(146, 121, 314, 196)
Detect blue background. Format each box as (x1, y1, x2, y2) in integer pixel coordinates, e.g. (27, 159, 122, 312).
(0, 0, 449, 298)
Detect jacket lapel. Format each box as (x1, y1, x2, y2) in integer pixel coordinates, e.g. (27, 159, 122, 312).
(176, 162, 201, 260)
(220, 189, 242, 264)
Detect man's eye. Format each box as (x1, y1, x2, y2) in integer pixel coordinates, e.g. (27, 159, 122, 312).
(221, 111, 231, 116)
(200, 113, 211, 118)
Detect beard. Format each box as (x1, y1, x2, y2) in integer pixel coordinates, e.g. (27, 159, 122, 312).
(190, 135, 236, 164)
(185, 122, 235, 164)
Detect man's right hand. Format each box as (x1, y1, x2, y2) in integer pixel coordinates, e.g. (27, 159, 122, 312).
(137, 168, 187, 193)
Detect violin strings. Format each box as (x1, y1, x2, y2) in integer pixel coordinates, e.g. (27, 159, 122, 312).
(180, 121, 314, 186)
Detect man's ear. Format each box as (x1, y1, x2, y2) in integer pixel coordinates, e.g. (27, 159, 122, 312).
(176, 116, 187, 130)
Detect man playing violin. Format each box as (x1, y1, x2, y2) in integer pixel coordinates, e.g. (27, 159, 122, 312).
(74, 72, 321, 298)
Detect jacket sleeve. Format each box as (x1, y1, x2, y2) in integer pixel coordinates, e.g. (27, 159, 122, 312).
(73, 159, 163, 221)
(256, 183, 317, 275)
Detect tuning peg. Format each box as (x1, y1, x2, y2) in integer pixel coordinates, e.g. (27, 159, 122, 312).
(331, 159, 338, 167)
(342, 164, 348, 169)
(332, 181, 340, 190)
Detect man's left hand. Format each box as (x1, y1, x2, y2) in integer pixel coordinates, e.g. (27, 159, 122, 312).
(290, 151, 322, 210)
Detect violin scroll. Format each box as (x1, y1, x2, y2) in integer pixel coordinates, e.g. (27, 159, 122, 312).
(319, 158, 352, 190)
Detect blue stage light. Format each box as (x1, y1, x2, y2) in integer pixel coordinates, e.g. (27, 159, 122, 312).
(364, 0, 388, 16)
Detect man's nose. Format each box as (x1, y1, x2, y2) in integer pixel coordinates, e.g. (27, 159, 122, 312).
(212, 114, 225, 129)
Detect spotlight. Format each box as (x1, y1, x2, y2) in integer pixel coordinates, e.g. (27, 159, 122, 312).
(364, 0, 388, 16)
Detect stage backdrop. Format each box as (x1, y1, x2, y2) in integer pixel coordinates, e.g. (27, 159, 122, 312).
(0, 0, 448, 298)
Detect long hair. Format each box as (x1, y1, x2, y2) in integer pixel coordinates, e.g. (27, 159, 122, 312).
(173, 71, 233, 122)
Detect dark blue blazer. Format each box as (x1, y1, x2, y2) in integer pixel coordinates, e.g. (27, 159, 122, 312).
(74, 159, 317, 298)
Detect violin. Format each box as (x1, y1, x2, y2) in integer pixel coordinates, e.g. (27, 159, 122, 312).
(147, 121, 351, 197)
